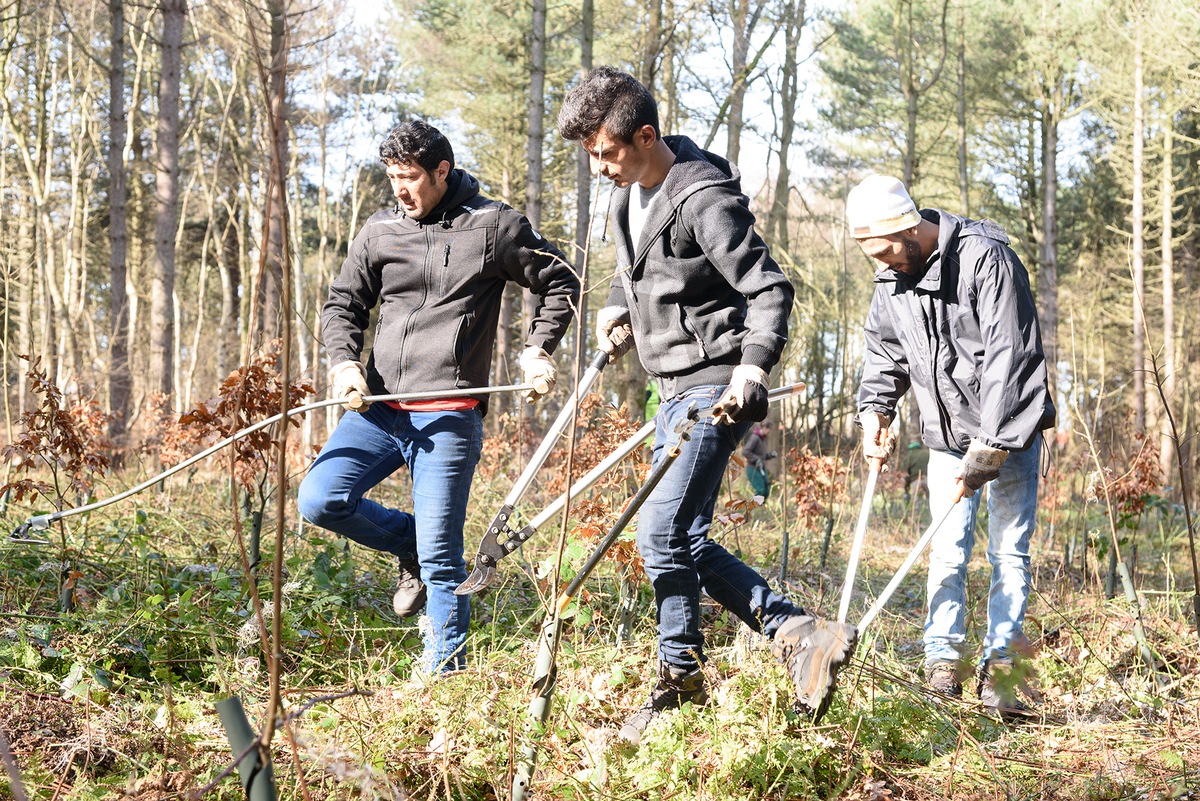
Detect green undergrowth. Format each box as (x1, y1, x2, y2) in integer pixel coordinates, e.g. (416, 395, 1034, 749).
(2, 475, 1199, 801)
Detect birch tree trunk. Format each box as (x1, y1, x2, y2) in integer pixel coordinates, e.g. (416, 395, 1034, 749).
(1159, 122, 1176, 483)
(149, 0, 186, 399)
(1131, 8, 1145, 433)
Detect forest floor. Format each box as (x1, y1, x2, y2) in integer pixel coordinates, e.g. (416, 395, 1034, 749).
(2, 422, 1199, 801)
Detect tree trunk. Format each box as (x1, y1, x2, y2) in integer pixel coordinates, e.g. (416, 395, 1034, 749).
(1159, 122, 1176, 484)
(108, 0, 132, 452)
(573, 0, 594, 374)
(1039, 93, 1059, 407)
(149, 0, 186, 399)
(1131, 12, 1145, 433)
(259, 0, 288, 345)
(955, 2, 968, 214)
(767, 0, 803, 252)
(640, 0, 662, 89)
(521, 0, 547, 409)
(726, 0, 749, 163)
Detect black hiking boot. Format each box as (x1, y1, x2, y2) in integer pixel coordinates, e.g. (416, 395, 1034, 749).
(771, 615, 858, 723)
(392, 558, 427, 617)
(617, 662, 708, 747)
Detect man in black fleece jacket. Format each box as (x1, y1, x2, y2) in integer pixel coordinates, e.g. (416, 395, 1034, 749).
(558, 67, 855, 745)
(297, 120, 579, 677)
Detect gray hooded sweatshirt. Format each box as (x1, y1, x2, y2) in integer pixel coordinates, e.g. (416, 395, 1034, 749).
(606, 136, 795, 396)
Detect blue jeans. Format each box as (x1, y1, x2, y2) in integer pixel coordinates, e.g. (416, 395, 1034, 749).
(296, 403, 483, 673)
(923, 434, 1042, 667)
(638, 385, 806, 670)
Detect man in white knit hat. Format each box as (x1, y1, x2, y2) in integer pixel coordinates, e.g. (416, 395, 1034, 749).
(847, 175, 1055, 717)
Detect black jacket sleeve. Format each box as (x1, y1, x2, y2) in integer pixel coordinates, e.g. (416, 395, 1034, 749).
(858, 287, 910, 420)
(495, 210, 580, 355)
(321, 223, 381, 367)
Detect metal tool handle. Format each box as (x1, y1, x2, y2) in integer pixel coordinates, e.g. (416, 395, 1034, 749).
(857, 485, 965, 633)
(838, 462, 880, 623)
(10, 383, 535, 537)
(501, 349, 609, 509)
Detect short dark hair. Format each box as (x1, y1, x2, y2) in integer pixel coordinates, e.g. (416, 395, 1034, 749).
(557, 66, 660, 143)
(379, 119, 454, 174)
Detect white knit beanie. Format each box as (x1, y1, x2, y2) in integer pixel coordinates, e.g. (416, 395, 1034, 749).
(846, 175, 921, 238)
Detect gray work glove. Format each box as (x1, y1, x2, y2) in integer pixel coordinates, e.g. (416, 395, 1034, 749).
(518, 346, 557, 403)
(859, 412, 897, 468)
(959, 439, 1009, 495)
(596, 305, 634, 364)
(328, 360, 369, 411)
(714, 365, 769, 425)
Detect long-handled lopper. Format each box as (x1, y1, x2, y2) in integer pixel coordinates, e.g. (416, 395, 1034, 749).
(456, 349, 613, 595)
(459, 381, 808, 596)
(7, 383, 536, 545)
(856, 483, 966, 634)
(508, 382, 805, 801)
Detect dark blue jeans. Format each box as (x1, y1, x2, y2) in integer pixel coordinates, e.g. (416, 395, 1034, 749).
(296, 403, 483, 673)
(638, 385, 806, 670)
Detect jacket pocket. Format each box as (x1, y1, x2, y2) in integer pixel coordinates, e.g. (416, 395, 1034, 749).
(678, 306, 709, 359)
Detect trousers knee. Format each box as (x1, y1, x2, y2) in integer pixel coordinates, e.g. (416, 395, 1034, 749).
(297, 480, 350, 531)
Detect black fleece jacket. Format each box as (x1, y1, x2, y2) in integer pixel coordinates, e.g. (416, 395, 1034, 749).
(321, 170, 579, 412)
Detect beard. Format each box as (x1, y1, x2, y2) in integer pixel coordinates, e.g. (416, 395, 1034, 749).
(896, 235, 924, 275)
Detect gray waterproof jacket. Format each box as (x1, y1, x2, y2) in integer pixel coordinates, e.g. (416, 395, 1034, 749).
(857, 210, 1055, 453)
(606, 136, 794, 396)
(322, 170, 579, 412)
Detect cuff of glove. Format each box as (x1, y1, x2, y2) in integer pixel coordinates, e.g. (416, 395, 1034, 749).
(598, 305, 631, 325)
(964, 440, 1008, 470)
(731, 363, 768, 388)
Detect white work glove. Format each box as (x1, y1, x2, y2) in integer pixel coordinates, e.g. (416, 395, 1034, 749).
(518, 346, 557, 403)
(714, 365, 769, 425)
(958, 439, 1008, 496)
(596, 305, 634, 364)
(328, 360, 369, 411)
(860, 412, 897, 468)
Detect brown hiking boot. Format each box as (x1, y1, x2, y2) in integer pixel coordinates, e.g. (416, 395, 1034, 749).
(617, 662, 708, 747)
(977, 658, 1034, 719)
(392, 558, 427, 617)
(771, 615, 858, 722)
(926, 660, 964, 698)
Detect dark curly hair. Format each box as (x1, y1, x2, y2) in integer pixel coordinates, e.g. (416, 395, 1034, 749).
(557, 66, 659, 143)
(379, 119, 454, 174)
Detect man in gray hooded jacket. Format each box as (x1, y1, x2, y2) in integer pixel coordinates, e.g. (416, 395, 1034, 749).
(849, 174, 1055, 716)
(559, 66, 856, 745)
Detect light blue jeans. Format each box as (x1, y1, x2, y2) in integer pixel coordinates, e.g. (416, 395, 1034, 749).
(638, 385, 806, 670)
(923, 434, 1042, 668)
(296, 403, 483, 674)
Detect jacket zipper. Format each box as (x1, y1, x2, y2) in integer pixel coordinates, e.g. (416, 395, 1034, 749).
(398, 226, 436, 382)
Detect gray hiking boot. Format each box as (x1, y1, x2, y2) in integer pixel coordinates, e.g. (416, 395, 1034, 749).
(977, 658, 1033, 719)
(392, 558, 427, 617)
(771, 615, 858, 723)
(926, 660, 964, 698)
(618, 662, 708, 747)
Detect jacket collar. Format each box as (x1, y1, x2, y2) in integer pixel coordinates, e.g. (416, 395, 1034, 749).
(611, 136, 738, 269)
